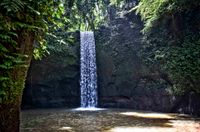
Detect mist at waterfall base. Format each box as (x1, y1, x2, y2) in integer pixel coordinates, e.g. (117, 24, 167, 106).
(74, 31, 104, 111)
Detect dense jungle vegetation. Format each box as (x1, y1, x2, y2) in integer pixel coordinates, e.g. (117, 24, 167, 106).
(0, 0, 199, 131)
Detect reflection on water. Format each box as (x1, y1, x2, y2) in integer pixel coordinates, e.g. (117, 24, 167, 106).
(21, 109, 200, 132)
(120, 112, 174, 119)
(73, 107, 106, 111)
(58, 127, 72, 131)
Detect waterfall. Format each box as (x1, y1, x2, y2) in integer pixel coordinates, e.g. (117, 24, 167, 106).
(80, 31, 98, 108)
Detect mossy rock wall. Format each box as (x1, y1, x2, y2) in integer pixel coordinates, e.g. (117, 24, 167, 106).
(95, 12, 200, 115)
(95, 14, 172, 112)
(22, 32, 80, 108)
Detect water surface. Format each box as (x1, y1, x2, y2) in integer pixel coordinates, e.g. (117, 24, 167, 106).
(21, 108, 200, 132)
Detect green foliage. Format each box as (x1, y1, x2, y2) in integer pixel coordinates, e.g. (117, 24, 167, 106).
(0, 0, 61, 103)
(64, 0, 108, 31)
(136, 0, 200, 95)
(135, 0, 200, 32)
(166, 38, 200, 94)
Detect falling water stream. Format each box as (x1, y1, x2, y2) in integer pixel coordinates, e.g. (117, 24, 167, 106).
(80, 31, 98, 108)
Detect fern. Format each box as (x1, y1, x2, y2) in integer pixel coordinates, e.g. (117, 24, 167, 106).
(0, 44, 8, 52)
(0, 0, 24, 13)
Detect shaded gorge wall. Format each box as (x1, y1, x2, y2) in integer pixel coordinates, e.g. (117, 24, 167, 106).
(95, 13, 200, 115)
(22, 32, 80, 108)
(95, 13, 173, 112)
